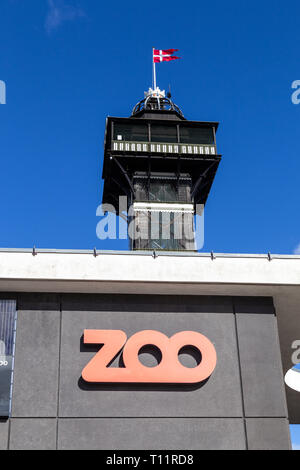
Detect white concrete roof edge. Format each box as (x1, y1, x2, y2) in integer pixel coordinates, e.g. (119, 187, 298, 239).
(0, 248, 299, 259)
(0, 251, 299, 287)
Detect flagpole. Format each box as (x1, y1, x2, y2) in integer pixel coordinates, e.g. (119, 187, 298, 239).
(153, 47, 157, 90)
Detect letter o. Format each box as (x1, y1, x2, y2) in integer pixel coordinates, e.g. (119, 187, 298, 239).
(123, 330, 171, 372)
(122, 330, 217, 384)
(169, 331, 217, 383)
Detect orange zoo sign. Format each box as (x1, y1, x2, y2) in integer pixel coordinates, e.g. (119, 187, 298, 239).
(82, 330, 217, 384)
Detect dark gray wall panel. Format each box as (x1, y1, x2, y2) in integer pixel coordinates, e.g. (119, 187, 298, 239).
(61, 294, 233, 314)
(58, 418, 246, 450)
(236, 313, 288, 417)
(17, 293, 60, 311)
(9, 419, 56, 450)
(0, 293, 290, 450)
(59, 310, 243, 418)
(234, 297, 275, 315)
(12, 310, 60, 417)
(0, 420, 9, 450)
(246, 418, 291, 450)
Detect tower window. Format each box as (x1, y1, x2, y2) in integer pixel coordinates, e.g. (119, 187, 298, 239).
(133, 175, 192, 203)
(149, 181, 178, 203)
(133, 211, 195, 251)
(150, 124, 178, 143)
(180, 126, 214, 145)
(113, 122, 148, 142)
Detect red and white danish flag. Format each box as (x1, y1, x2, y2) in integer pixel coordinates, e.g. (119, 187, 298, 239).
(153, 49, 180, 63)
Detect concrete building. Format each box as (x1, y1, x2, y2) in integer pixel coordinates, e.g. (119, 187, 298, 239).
(0, 88, 298, 450)
(0, 249, 299, 450)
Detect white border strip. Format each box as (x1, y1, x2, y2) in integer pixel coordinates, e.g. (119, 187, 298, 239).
(133, 202, 194, 213)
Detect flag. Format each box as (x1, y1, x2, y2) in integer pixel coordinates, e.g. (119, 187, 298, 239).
(153, 49, 180, 63)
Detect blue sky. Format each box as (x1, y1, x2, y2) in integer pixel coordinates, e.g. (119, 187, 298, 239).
(1, 0, 300, 254)
(0, 0, 300, 448)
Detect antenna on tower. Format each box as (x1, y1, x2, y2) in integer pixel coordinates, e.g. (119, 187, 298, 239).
(167, 84, 172, 99)
(152, 47, 157, 90)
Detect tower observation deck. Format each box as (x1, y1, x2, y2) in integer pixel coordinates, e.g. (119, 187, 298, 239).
(101, 87, 221, 251)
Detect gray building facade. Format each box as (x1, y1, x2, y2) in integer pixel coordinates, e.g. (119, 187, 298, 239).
(0, 292, 292, 450)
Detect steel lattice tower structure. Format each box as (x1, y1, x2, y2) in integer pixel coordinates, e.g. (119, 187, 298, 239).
(102, 87, 221, 251)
